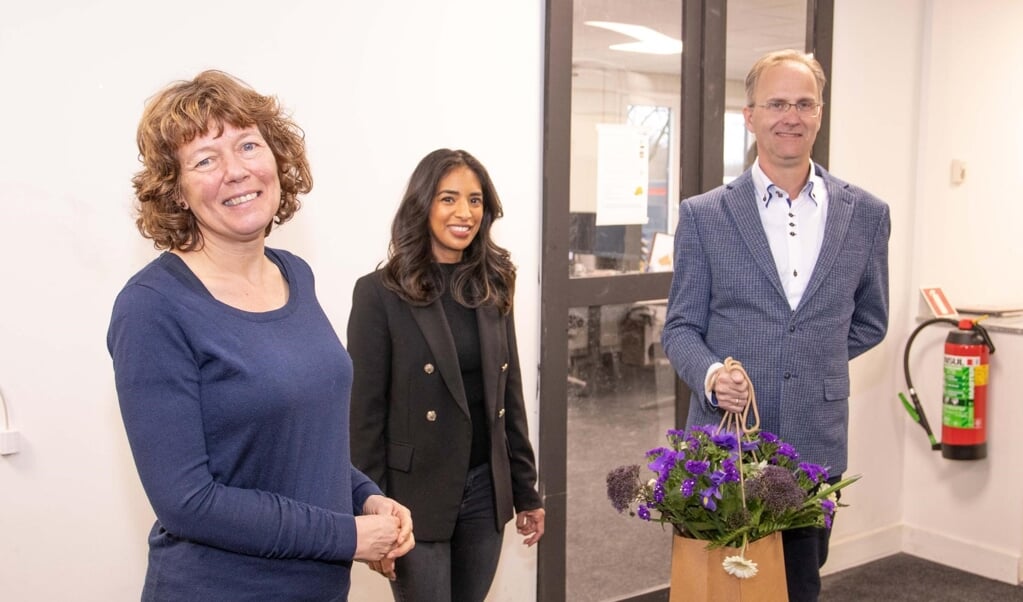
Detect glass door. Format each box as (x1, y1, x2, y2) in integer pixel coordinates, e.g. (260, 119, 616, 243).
(539, 1, 829, 600)
(564, 5, 682, 598)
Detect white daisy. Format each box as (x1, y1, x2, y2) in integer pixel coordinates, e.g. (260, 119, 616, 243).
(722, 555, 759, 579)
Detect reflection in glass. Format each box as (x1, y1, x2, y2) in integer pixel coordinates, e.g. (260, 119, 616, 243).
(566, 302, 675, 600)
(723, 110, 755, 184)
(569, 104, 674, 278)
(569, 0, 681, 279)
(723, 0, 807, 182)
(630, 105, 673, 256)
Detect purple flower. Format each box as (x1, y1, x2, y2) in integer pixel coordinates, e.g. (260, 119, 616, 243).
(648, 450, 681, 503)
(746, 465, 805, 513)
(776, 442, 799, 460)
(798, 462, 829, 484)
(681, 478, 696, 497)
(700, 486, 722, 511)
(760, 431, 780, 443)
(653, 482, 666, 503)
(645, 446, 670, 461)
(637, 504, 651, 521)
(711, 431, 739, 451)
(606, 465, 642, 513)
(685, 460, 710, 475)
(821, 498, 837, 528)
(721, 458, 741, 482)
(648, 449, 679, 476)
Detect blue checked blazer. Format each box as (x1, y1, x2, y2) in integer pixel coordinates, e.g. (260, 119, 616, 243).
(661, 164, 890, 475)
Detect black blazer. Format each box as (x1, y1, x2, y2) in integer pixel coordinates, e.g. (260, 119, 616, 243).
(347, 270, 543, 541)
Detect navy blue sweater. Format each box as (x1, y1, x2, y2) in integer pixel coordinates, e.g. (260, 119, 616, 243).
(108, 248, 380, 601)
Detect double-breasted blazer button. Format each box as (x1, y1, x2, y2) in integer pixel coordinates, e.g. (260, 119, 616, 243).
(498, 408, 506, 418)
(501, 363, 508, 372)
(426, 410, 437, 422)
(424, 363, 435, 374)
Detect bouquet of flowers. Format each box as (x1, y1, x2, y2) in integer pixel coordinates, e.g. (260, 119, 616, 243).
(607, 423, 858, 578)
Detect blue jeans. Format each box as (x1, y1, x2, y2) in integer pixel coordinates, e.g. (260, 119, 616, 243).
(390, 463, 505, 602)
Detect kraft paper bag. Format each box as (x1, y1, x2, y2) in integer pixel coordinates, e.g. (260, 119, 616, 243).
(669, 532, 788, 602)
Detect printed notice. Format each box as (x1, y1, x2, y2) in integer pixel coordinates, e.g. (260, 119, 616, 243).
(595, 123, 649, 226)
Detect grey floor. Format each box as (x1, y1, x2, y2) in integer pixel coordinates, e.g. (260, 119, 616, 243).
(821, 553, 1023, 601)
(566, 359, 677, 601)
(564, 358, 1023, 601)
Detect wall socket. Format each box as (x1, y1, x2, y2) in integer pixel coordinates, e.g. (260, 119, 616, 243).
(0, 430, 21, 455)
(950, 159, 967, 185)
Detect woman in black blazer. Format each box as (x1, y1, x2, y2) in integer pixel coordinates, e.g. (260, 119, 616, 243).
(348, 148, 544, 602)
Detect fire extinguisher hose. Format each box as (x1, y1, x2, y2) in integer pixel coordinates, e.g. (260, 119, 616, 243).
(901, 318, 958, 450)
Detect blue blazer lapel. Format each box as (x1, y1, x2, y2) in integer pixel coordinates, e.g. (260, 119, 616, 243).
(724, 173, 787, 302)
(410, 303, 471, 419)
(797, 166, 854, 311)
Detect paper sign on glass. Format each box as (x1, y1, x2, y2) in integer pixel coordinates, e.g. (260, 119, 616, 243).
(595, 123, 650, 226)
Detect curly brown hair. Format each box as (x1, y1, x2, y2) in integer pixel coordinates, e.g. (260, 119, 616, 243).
(131, 70, 312, 250)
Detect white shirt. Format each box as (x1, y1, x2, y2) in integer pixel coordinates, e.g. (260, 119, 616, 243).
(751, 159, 828, 310)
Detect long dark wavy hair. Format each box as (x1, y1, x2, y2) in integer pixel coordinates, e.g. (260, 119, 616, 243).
(382, 148, 516, 314)
(131, 70, 312, 251)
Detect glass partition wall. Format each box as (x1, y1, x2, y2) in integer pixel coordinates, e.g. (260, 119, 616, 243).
(540, 1, 830, 600)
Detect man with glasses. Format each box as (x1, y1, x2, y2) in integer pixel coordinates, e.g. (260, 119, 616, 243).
(661, 49, 890, 601)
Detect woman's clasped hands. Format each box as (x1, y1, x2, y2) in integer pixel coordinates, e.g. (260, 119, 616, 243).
(356, 495, 415, 580)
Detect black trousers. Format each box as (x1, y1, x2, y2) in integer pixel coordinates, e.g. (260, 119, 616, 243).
(782, 524, 831, 602)
(782, 476, 841, 602)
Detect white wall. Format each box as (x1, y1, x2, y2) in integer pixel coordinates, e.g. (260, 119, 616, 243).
(899, 0, 1023, 584)
(827, 0, 1023, 585)
(0, 2, 543, 601)
(823, 0, 927, 573)
(911, 0, 1023, 306)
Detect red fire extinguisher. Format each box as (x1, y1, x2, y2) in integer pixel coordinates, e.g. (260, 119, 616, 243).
(898, 317, 995, 460)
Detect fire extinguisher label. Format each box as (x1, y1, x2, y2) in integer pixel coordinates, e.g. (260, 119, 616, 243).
(943, 355, 976, 428)
(974, 363, 989, 386)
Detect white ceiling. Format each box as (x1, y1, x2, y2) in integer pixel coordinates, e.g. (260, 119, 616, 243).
(572, 0, 807, 81)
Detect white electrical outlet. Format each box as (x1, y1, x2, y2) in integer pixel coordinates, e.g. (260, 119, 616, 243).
(0, 430, 20, 455)
(950, 159, 967, 185)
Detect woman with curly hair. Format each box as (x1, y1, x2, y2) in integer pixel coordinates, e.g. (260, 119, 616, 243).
(348, 148, 544, 601)
(107, 70, 413, 601)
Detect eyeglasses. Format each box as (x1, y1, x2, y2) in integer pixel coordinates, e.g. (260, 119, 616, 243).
(752, 100, 823, 116)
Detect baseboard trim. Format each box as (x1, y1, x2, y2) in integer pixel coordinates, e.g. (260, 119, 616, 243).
(821, 523, 1022, 585)
(902, 525, 1022, 585)
(822, 524, 903, 576)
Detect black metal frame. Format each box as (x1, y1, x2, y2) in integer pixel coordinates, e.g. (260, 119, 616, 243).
(537, 1, 573, 599)
(807, 0, 834, 168)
